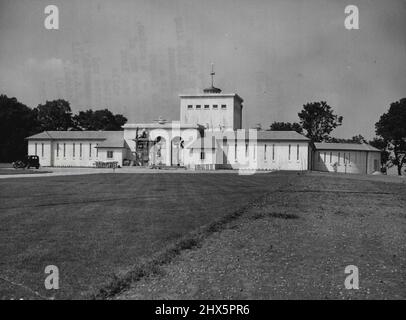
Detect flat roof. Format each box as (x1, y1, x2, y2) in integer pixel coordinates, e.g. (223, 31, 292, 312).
(179, 93, 243, 103)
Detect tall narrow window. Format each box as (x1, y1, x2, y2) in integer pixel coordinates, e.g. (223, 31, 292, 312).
(56, 143, 59, 157)
(200, 151, 205, 160)
(89, 143, 92, 157)
(63, 143, 66, 157)
(288, 144, 291, 160)
(107, 150, 114, 159)
(264, 144, 267, 160)
(222, 137, 228, 164)
(245, 143, 248, 157)
(41, 143, 44, 157)
(73, 143, 76, 157)
(96, 144, 99, 157)
(323, 152, 326, 162)
(330, 152, 332, 163)
(348, 153, 351, 163)
(235, 143, 237, 160)
(297, 144, 300, 160)
(338, 152, 340, 164)
(343, 152, 346, 164)
(80, 143, 82, 157)
(34, 143, 37, 156)
(272, 144, 275, 160)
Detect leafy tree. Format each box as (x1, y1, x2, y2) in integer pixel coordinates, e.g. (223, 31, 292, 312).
(369, 137, 390, 169)
(113, 114, 127, 129)
(268, 121, 303, 133)
(375, 98, 406, 175)
(350, 134, 367, 144)
(298, 101, 343, 142)
(327, 134, 366, 144)
(35, 99, 74, 131)
(0, 95, 39, 162)
(73, 109, 127, 130)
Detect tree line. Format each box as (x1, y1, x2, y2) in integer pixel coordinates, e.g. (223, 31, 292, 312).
(266, 99, 406, 175)
(0, 95, 127, 162)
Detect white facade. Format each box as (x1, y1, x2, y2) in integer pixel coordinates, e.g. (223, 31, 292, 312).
(187, 143, 311, 171)
(27, 131, 126, 167)
(186, 132, 310, 171)
(179, 94, 243, 130)
(28, 141, 52, 166)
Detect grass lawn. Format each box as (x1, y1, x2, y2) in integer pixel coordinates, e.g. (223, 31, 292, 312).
(0, 169, 52, 175)
(0, 164, 52, 175)
(1, 171, 405, 300)
(0, 172, 287, 299)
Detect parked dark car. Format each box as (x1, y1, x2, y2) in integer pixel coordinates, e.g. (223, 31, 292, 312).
(12, 155, 40, 169)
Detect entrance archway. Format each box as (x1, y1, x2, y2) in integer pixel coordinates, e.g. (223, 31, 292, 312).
(171, 136, 184, 166)
(149, 136, 167, 166)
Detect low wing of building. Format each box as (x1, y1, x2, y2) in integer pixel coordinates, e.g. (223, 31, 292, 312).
(26, 131, 127, 167)
(313, 142, 382, 174)
(185, 130, 311, 171)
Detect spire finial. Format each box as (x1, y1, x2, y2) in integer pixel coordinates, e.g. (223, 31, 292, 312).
(203, 63, 221, 93)
(210, 62, 215, 87)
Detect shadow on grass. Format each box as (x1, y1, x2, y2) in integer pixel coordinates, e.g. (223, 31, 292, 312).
(252, 212, 300, 220)
(267, 212, 299, 219)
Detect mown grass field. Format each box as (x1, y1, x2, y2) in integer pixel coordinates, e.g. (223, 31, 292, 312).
(0, 169, 51, 175)
(0, 163, 51, 175)
(0, 172, 405, 299)
(0, 172, 287, 299)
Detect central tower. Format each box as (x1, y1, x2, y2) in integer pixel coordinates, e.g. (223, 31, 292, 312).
(179, 65, 244, 130)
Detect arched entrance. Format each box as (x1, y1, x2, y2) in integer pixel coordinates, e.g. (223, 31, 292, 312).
(171, 136, 184, 166)
(149, 136, 167, 166)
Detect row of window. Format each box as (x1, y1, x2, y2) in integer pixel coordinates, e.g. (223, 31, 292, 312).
(55, 143, 98, 158)
(33, 143, 114, 159)
(237, 144, 300, 161)
(198, 144, 301, 161)
(187, 104, 227, 110)
(317, 151, 357, 164)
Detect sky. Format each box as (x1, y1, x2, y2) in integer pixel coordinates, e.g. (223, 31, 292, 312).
(0, 0, 405, 139)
